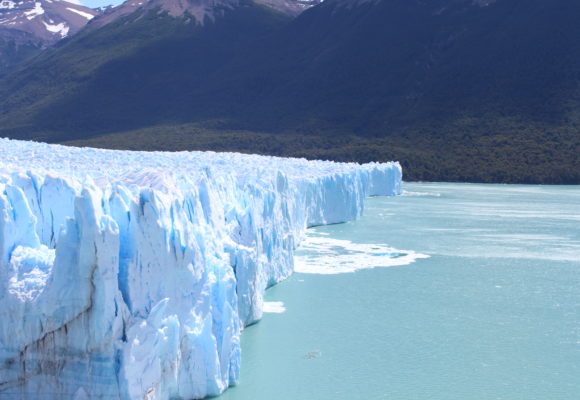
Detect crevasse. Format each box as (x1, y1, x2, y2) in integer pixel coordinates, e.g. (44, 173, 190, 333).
(0, 138, 402, 399)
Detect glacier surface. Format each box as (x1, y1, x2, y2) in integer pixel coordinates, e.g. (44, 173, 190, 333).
(0, 138, 402, 399)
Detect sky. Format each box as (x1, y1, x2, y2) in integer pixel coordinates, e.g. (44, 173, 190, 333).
(78, 0, 123, 9)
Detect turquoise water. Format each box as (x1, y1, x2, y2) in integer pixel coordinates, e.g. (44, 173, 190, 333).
(220, 183, 580, 400)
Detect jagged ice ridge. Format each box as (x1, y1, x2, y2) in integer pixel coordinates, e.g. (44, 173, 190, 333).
(0, 138, 402, 399)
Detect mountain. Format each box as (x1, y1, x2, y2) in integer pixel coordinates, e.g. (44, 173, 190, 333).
(89, 0, 313, 29)
(0, 0, 579, 183)
(0, 0, 297, 135)
(0, 0, 99, 73)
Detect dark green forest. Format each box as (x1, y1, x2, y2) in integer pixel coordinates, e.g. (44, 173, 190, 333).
(63, 120, 579, 184)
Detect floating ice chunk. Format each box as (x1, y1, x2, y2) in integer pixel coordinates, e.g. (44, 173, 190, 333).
(402, 190, 441, 197)
(294, 234, 429, 274)
(263, 301, 286, 313)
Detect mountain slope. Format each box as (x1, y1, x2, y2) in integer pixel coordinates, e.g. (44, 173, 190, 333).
(0, 0, 293, 139)
(0, 0, 579, 183)
(216, 0, 580, 133)
(0, 0, 99, 74)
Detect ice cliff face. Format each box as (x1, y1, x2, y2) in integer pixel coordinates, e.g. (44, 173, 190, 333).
(0, 138, 402, 399)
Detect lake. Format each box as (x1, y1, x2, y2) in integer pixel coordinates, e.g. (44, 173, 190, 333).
(219, 183, 580, 400)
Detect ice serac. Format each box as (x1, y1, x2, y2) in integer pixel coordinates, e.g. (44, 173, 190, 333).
(0, 138, 402, 399)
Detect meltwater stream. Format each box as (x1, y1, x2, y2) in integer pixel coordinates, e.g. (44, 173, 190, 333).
(219, 183, 580, 400)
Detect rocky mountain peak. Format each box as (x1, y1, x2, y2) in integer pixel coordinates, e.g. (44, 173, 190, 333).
(0, 0, 100, 73)
(0, 0, 99, 43)
(90, 0, 318, 29)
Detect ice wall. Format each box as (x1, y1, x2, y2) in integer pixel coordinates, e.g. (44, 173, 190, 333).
(0, 139, 402, 399)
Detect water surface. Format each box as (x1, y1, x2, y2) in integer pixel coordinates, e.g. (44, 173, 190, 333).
(220, 183, 580, 400)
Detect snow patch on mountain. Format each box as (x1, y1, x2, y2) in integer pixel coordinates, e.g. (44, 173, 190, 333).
(42, 19, 68, 35)
(66, 5, 94, 18)
(0, 0, 16, 10)
(24, 1, 44, 18)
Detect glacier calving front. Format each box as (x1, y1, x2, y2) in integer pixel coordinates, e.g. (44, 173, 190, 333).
(0, 139, 402, 399)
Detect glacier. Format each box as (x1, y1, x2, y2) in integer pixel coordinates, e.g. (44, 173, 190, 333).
(0, 138, 402, 400)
